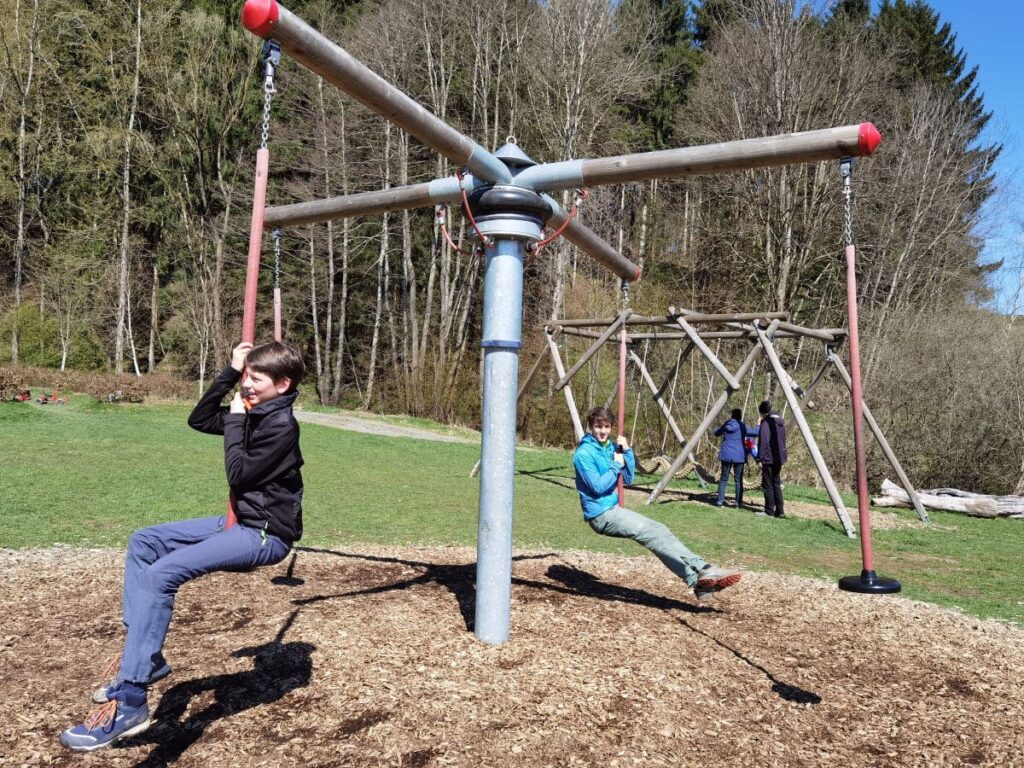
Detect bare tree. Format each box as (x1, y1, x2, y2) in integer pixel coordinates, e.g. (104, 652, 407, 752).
(3, 0, 42, 364)
(113, 0, 141, 375)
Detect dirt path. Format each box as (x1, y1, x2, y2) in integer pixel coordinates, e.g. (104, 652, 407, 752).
(294, 411, 478, 444)
(3, 545, 1020, 767)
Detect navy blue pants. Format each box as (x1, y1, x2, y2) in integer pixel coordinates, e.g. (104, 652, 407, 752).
(118, 515, 289, 684)
(717, 460, 745, 507)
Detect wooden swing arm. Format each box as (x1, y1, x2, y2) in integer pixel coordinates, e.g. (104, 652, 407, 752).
(546, 329, 585, 442)
(669, 306, 740, 390)
(629, 350, 686, 450)
(645, 320, 781, 506)
(774, 321, 843, 343)
(519, 330, 559, 404)
(627, 347, 709, 490)
(558, 327, 811, 341)
(673, 308, 791, 325)
(654, 342, 693, 400)
(554, 310, 632, 391)
(826, 352, 929, 524)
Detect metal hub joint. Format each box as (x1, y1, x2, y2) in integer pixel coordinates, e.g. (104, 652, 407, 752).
(467, 184, 551, 243)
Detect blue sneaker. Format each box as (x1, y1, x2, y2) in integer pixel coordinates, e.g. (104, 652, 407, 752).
(60, 686, 150, 752)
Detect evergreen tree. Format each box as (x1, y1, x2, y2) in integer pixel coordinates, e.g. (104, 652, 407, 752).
(619, 0, 700, 149)
(874, 0, 1000, 270)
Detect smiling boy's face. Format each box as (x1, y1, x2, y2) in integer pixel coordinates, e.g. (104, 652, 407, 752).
(241, 369, 291, 407)
(590, 419, 612, 444)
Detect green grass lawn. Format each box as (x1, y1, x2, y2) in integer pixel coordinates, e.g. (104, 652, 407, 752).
(2, 398, 1022, 625)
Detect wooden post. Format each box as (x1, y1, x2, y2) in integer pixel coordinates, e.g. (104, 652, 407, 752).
(645, 320, 780, 505)
(629, 349, 708, 489)
(669, 306, 740, 390)
(555, 310, 631, 390)
(547, 329, 584, 443)
(754, 325, 856, 537)
(616, 312, 627, 507)
(783, 356, 832, 432)
(828, 353, 929, 523)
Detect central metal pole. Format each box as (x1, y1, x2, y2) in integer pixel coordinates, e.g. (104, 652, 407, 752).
(475, 237, 525, 644)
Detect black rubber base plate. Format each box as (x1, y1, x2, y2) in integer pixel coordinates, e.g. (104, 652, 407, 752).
(838, 570, 901, 594)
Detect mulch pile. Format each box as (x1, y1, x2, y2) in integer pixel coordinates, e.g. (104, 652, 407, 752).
(1, 544, 1021, 767)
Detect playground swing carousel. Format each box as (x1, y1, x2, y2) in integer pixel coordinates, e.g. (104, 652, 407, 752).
(238, 0, 899, 642)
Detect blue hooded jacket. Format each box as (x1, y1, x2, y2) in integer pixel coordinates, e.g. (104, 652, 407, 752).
(573, 433, 635, 520)
(713, 418, 757, 463)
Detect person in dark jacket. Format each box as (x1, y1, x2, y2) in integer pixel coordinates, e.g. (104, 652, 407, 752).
(757, 400, 787, 518)
(713, 408, 756, 508)
(60, 340, 305, 752)
(573, 406, 741, 601)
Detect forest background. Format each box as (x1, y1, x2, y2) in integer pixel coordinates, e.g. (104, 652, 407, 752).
(2, 0, 1022, 496)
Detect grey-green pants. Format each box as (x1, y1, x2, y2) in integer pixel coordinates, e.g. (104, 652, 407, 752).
(588, 505, 708, 586)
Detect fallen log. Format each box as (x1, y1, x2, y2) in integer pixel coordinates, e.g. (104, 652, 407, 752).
(872, 478, 1024, 519)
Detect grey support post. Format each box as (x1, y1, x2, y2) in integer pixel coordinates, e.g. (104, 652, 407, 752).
(468, 183, 552, 644)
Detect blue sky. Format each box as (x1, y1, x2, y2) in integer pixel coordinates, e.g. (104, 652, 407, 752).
(925, 0, 1022, 313)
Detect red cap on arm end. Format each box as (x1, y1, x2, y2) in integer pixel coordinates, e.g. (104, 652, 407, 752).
(633, 267, 643, 283)
(241, 0, 279, 37)
(857, 122, 882, 156)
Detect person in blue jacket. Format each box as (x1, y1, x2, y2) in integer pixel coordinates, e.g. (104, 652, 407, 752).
(573, 406, 741, 600)
(59, 340, 305, 752)
(713, 408, 756, 508)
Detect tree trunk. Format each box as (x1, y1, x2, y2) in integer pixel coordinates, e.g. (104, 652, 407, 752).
(365, 123, 392, 409)
(148, 261, 158, 372)
(11, 0, 41, 365)
(330, 102, 349, 405)
(115, 0, 141, 374)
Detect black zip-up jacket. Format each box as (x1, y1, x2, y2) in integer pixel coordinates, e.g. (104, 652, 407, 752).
(758, 413, 788, 465)
(188, 365, 304, 545)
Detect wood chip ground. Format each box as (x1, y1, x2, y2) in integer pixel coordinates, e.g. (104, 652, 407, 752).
(1, 545, 1021, 767)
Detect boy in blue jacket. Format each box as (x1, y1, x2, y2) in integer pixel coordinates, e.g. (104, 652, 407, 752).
(573, 406, 741, 600)
(60, 340, 305, 752)
(713, 408, 757, 508)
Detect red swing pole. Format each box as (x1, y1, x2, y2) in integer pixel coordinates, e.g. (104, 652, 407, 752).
(242, 148, 269, 346)
(837, 157, 900, 594)
(616, 281, 629, 507)
(229, 42, 281, 529)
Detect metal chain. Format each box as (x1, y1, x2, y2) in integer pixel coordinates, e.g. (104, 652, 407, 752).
(621, 279, 630, 310)
(272, 228, 282, 290)
(840, 158, 854, 247)
(260, 41, 281, 150)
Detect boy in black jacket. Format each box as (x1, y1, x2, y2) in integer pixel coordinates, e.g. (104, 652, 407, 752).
(60, 341, 305, 752)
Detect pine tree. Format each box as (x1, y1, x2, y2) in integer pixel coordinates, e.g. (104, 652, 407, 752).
(619, 0, 700, 150)
(874, 0, 1000, 271)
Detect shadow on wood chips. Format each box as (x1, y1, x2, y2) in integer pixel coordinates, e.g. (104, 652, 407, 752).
(1, 544, 1021, 767)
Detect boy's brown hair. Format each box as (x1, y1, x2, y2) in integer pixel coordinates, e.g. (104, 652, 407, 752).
(586, 406, 614, 429)
(247, 341, 305, 393)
